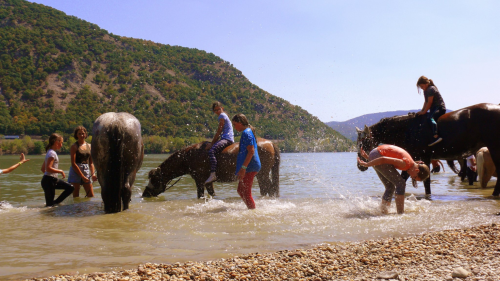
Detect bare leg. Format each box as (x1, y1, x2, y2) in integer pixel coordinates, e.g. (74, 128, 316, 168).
(83, 183, 94, 197)
(381, 199, 390, 214)
(72, 183, 81, 198)
(395, 195, 405, 214)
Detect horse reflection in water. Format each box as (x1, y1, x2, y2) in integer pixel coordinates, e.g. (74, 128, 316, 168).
(356, 103, 500, 197)
(143, 138, 280, 199)
(92, 112, 144, 213)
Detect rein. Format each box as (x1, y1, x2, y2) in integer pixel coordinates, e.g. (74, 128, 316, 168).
(163, 176, 182, 192)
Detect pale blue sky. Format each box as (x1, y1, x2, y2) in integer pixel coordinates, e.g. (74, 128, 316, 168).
(31, 0, 500, 122)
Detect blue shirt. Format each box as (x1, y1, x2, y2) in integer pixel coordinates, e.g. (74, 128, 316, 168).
(235, 128, 261, 174)
(218, 112, 234, 142)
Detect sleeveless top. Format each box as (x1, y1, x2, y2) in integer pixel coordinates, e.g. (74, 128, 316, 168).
(75, 142, 91, 164)
(377, 144, 414, 171)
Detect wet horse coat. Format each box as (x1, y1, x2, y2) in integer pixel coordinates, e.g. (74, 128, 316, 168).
(142, 138, 280, 198)
(92, 112, 144, 213)
(356, 103, 500, 196)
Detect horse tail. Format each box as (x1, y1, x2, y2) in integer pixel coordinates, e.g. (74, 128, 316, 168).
(103, 125, 124, 213)
(271, 142, 281, 197)
(477, 149, 487, 188)
(447, 160, 459, 174)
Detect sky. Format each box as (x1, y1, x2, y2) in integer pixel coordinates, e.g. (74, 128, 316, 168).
(30, 0, 500, 122)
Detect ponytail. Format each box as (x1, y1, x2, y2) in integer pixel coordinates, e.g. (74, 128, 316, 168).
(416, 76, 437, 92)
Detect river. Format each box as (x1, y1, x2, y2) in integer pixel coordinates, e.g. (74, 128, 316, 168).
(0, 153, 498, 280)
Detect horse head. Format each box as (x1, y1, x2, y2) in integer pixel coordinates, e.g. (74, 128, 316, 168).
(142, 167, 167, 197)
(142, 150, 188, 197)
(356, 125, 376, 172)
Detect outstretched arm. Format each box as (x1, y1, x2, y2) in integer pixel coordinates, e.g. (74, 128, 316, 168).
(1, 153, 30, 174)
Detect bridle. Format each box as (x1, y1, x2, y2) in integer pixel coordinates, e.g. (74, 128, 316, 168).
(156, 167, 182, 193)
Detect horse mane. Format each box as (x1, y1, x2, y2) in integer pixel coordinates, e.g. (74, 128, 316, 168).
(370, 112, 420, 144)
(159, 141, 210, 167)
(377, 112, 416, 125)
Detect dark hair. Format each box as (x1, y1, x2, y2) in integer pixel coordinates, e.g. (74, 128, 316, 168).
(73, 126, 88, 140)
(232, 113, 256, 136)
(416, 76, 436, 93)
(45, 133, 63, 152)
(212, 101, 222, 111)
(411, 163, 430, 188)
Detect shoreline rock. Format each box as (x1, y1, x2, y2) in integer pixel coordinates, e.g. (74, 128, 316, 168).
(25, 223, 500, 281)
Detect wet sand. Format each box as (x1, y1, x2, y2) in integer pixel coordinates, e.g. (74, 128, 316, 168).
(26, 222, 500, 281)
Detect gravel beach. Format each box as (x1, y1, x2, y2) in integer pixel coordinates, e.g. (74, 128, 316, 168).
(26, 223, 500, 281)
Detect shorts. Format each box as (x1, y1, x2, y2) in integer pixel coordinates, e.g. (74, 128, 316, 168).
(68, 164, 91, 184)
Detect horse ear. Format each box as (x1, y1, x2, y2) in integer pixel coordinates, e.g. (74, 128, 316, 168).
(363, 125, 371, 135)
(355, 127, 362, 133)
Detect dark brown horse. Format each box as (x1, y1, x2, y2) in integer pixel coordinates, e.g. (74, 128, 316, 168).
(142, 138, 280, 198)
(356, 103, 500, 196)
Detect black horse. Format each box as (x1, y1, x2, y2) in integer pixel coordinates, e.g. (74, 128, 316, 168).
(142, 138, 280, 198)
(356, 103, 500, 196)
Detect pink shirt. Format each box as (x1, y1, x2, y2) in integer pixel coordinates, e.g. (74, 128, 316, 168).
(377, 145, 414, 171)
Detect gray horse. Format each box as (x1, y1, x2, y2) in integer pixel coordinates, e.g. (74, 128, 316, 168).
(91, 112, 144, 213)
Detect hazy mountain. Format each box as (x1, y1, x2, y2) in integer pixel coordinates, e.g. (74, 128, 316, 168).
(326, 110, 421, 141)
(327, 109, 454, 141)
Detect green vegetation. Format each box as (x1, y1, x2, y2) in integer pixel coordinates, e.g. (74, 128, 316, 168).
(0, 0, 354, 152)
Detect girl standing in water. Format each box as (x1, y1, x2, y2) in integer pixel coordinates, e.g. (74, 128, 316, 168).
(69, 126, 97, 198)
(41, 133, 74, 206)
(416, 76, 447, 146)
(205, 102, 234, 184)
(232, 114, 261, 209)
(357, 144, 430, 214)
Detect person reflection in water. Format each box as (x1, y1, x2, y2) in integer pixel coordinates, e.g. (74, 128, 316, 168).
(357, 144, 430, 214)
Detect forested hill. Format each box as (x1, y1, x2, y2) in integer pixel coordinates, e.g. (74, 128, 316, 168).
(0, 0, 353, 152)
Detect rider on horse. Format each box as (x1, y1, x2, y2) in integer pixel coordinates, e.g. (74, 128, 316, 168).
(205, 102, 235, 184)
(416, 76, 447, 146)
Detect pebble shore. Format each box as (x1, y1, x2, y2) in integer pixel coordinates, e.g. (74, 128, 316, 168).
(26, 223, 500, 281)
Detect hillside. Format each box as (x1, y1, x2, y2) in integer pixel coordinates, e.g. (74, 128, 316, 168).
(326, 109, 453, 141)
(0, 0, 353, 152)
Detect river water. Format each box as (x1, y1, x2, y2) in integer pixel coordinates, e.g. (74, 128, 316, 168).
(0, 153, 499, 280)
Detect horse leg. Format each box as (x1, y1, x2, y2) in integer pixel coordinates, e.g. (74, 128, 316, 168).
(256, 172, 271, 196)
(195, 180, 205, 198)
(121, 183, 131, 211)
(488, 147, 500, 196)
(206, 182, 216, 197)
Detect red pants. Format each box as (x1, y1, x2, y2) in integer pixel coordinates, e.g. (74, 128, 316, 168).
(237, 171, 258, 209)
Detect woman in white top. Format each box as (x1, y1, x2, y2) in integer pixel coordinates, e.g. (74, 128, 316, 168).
(40, 133, 74, 206)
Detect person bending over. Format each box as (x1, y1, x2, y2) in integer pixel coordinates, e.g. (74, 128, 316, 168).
(358, 144, 430, 214)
